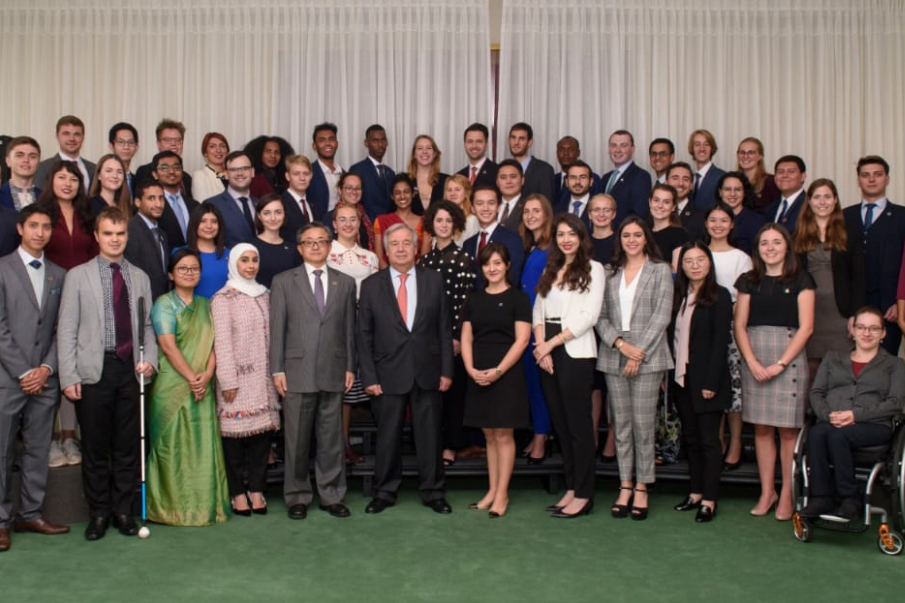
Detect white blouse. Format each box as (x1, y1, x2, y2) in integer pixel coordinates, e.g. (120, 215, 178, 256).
(619, 264, 643, 332)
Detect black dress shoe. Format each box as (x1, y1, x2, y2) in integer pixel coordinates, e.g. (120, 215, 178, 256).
(723, 460, 742, 471)
(695, 504, 717, 523)
(674, 496, 703, 512)
(551, 499, 594, 519)
(287, 504, 308, 520)
(85, 516, 109, 541)
(112, 514, 138, 536)
(544, 504, 564, 513)
(424, 499, 452, 514)
(799, 496, 835, 519)
(526, 456, 545, 465)
(319, 503, 351, 518)
(365, 498, 392, 514)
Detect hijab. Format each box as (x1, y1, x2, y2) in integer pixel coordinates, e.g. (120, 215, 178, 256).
(226, 242, 268, 297)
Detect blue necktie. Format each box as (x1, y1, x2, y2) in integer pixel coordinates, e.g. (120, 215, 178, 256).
(864, 204, 875, 232)
(572, 201, 582, 216)
(29, 260, 41, 270)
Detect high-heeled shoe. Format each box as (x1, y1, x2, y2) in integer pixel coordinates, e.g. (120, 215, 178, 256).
(631, 487, 649, 521)
(723, 459, 742, 471)
(750, 492, 779, 517)
(551, 499, 593, 519)
(232, 494, 252, 517)
(611, 487, 633, 519)
(469, 501, 491, 511)
(526, 455, 545, 465)
(249, 493, 267, 515)
(696, 503, 717, 523)
(544, 504, 564, 513)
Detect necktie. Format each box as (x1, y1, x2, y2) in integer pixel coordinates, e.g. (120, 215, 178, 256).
(469, 166, 478, 185)
(300, 198, 310, 223)
(572, 201, 582, 216)
(605, 170, 619, 194)
(111, 263, 134, 363)
(478, 231, 488, 256)
(397, 273, 408, 325)
(152, 227, 167, 272)
(694, 172, 702, 197)
(500, 202, 511, 224)
(239, 196, 255, 232)
(169, 194, 187, 238)
(864, 203, 876, 232)
(777, 198, 789, 222)
(377, 164, 387, 191)
(313, 269, 326, 317)
(29, 259, 41, 270)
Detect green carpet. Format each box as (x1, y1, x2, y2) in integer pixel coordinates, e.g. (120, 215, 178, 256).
(5, 478, 904, 603)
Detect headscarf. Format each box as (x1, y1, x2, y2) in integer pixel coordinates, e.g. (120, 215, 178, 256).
(226, 243, 268, 297)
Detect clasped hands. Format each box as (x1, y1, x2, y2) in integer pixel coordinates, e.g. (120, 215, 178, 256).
(617, 339, 645, 378)
(829, 410, 855, 428)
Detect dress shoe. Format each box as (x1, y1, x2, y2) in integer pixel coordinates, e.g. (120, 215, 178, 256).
(799, 496, 835, 519)
(424, 499, 453, 514)
(526, 455, 545, 465)
(488, 510, 505, 518)
(544, 504, 564, 513)
(749, 492, 779, 517)
(287, 504, 308, 520)
(84, 516, 109, 541)
(13, 517, 70, 535)
(631, 488, 649, 521)
(674, 496, 702, 512)
(319, 503, 351, 518)
(365, 498, 393, 514)
(723, 459, 742, 471)
(112, 514, 138, 536)
(551, 499, 594, 519)
(835, 497, 861, 522)
(695, 504, 717, 523)
(0, 528, 10, 552)
(599, 454, 617, 464)
(232, 507, 252, 517)
(469, 502, 491, 511)
(611, 487, 633, 519)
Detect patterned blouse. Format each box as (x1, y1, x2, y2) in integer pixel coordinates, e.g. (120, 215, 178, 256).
(418, 242, 475, 338)
(327, 240, 379, 299)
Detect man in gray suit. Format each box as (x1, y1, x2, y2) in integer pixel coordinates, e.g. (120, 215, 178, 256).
(507, 122, 555, 201)
(57, 207, 157, 541)
(270, 222, 356, 520)
(0, 206, 68, 552)
(34, 115, 95, 193)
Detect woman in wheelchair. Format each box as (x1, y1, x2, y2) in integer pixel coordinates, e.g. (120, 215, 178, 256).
(801, 306, 905, 520)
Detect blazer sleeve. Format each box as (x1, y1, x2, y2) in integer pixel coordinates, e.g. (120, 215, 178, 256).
(268, 276, 288, 375)
(210, 293, 239, 391)
(596, 270, 620, 346)
(854, 356, 905, 423)
(634, 262, 674, 354)
(436, 275, 455, 378)
(343, 278, 357, 374)
(702, 288, 733, 393)
(138, 277, 159, 371)
(0, 269, 33, 378)
(809, 355, 832, 421)
(562, 261, 605, 340)
(356, 278, 378, 387)
(56, 270, 82, 390)
(40, 269, 64, 372)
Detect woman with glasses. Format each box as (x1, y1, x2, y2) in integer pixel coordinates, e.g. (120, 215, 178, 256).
(324, 172, 374, 251)
(736, 137, 781, 214)
(715, 172, 766, 256)
(373, 174, 431, 268)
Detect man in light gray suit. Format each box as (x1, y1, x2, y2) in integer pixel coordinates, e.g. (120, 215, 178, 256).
(0, 206, 69, 552)
(270, 221, 356, 520)
(57, 207, 157, 541)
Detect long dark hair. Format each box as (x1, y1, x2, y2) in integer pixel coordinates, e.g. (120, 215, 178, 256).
(701, 202, 738, 248)
(609, 215, 664, 270)
(244, 135, 295, 192)
(186, 202, 227, 259)
(745, 223, 799, 285)
(674, 241, 719, 314)
(716, 171, 758, 211)
(537, 213, 593, 296)
(478, 242, 511, 290)
(36, 160, 95, 235)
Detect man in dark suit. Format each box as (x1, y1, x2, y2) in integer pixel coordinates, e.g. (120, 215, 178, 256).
(557, 160, 595, 232)
(107, 123, 140, 197)
(648, 138, 675, 185)
(151, 151, 197, 252)
(457, 123, 497, 188)
(308, 122, 344, 220)
(553, 136, 601, 208)
(207, 151, 258, 248)
(462, 185, 524, 288)
(844, 155, 905, 355)
(688, 129, 727, 210)
(271, 222, 356, 520)
(34, 116, 95, 193)
(134, 119, 193, 195)
(1, 136, 41, 210)
(0, 206, 20, 257)
(667, 162, 705, 241)
(124, 180, 170, 300)
(601, 130, 653, 224)
(280, 154, 316, 242)
(358, 222, 454, 515)
(0, 206, 69, 551)
(765, 155, 807, 233)
(349, 124, 395, 220)
(496, 159, 526, 232)
(508, 122, 555, 200)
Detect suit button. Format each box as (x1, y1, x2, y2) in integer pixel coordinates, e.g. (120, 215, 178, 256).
(37, 319, 42, 326)
(791, 393, 796, 397)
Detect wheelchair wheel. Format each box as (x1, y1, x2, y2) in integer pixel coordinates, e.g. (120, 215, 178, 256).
(793, 513, 812, 543)
(892, 424, 905, 531)
(877, 524, 904, 556)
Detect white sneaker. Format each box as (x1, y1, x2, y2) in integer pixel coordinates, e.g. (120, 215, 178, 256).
(48, 440, 67, 468)
(61, 438, 82, 465)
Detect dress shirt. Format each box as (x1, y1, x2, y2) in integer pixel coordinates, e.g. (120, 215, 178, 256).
(774, 188, 804, 222)
(619, 264, 643, 332)
(138, 212, 167, 271)
(499, 195, 521, 223)
(519, 156, 532, 174)
(606, 160, 633, 191)
(569, 193, 590, 216)
(677, 198, 691, 213)
(287, 189, 314, 222)
(305, 262, 328, 304)
(9, 183, 37, 210)
(17, 246, 45, 309)
(477, 222, 499, 241)
(318, 159, 344, 211)
(696, 161, 713, 183)
(861, 197, 888, 226)
(389, 265, 417, 331)
(165, 190, 190, 237)
(97, 256, 134, 353)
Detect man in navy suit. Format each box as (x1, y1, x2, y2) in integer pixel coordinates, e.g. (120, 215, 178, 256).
(457, 123, 497, 188)
(508, 123, 555, 201)
(349, 124, 394, 220)
(107, 123, 140, 197)
(648, 138, 675, 185)
(207, 151, 258, 248)
(844, 155, 905, 355)
(765, 155, 807, 233)
(462, 185, 524, 288)
(558, 160, 595, 232)
(1, 137, 41, 210)
(308, 123, 344, 220)
(553, 137, 601, 209)
(600, 130, 652, 224)
(151, 151, 197, 252)
(689, 129, 727, 210)
(124, 180, 170, 301)
(280, 154, 316, 242)
(667, 162, 704, 241)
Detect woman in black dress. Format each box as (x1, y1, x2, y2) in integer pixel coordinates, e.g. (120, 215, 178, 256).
(254, 193, 302, 289)
(648, 183, 689, 269)
(461, 242, 531, 518)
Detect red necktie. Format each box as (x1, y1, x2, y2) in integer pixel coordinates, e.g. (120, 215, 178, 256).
(470, 166, 477, 185)
(478, 231, 487, 256)
(397, 273, 408, 324)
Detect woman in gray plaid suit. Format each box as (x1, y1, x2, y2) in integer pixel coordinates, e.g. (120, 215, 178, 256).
(597, 216, 674, 521)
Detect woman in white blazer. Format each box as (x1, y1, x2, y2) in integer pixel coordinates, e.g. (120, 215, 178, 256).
(532, 213, 605, 518)
(192, 132, 230, 201)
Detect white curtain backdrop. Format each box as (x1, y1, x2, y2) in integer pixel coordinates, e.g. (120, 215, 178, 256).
(0, 0, 493, 175)
(498, 0, 905, 206)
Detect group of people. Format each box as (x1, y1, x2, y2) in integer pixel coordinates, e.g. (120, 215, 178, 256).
(1, 114, 904, 552)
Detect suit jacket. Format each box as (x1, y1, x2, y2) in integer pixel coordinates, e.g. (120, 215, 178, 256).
(692, 164, 727, 210)
(602, 163, 653, 224)
(457, 159, 498, 189)
(57, 257, 158, 389)
(554, 195, 594, 233)
(207, 190, 257, 248)
(0, 206, 20, 257)
(765, 191, 806, 233)
(308, 160, 339, 221)
(462, 225, 525, 289)
(124, 215, 170, 301)
(35, 156, 96, 192)
(0, 251, 65, 388)
(553, 172, 603, 212)
(732, 208, 767, 256)
(270, 265, 356, 393)
(135, 162, 193, 196)
(596, 260, 675, 375)
(796, 222, 866, 318)
(158, 191, 198, 252)
(357, 266, 454, 394)
(0, 182, 41, 211)
(279, 190, 312, 243)
(521, 157, 556, 201)
(678, 202, 705, 242)
(499, 196, 526, 232)
(532, 260, 606, 358)
(350, 158, 395, 220)
(844, 200, 905, 310)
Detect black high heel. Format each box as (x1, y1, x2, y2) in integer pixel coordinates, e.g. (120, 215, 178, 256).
(611, 486, 633, 519)
(551, 499, 593, 519)
(631, 487, 649, 521)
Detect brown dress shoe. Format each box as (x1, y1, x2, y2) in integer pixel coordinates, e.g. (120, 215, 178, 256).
(13, 518, 70, 535)
(0, 528, 10, 551)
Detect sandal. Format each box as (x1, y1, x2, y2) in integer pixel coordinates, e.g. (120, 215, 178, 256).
(611, 486, 633, 518)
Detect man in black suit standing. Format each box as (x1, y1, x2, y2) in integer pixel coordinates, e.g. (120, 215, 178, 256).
(134, 119, 193, 195)
(462, 185, 524, 288)
(107, 123, 140, 197)
(280, 154, 316, 242)
(553, 136, 601, 208)
(508, 122, 555, 200)
(765, 155, 807, 233)
(358, 223, 454, 515)
(457, 123, 497, 188)
(844, 155, 905, 355)
(350, 125, 395, 220)
(667, 162, 704, 241)
(496, 159, 526, 232)
(308, 123, 344, 220)
(601, 130, 652, 224)
(124, 180, 170, 301)
(151, 151, 197, 252)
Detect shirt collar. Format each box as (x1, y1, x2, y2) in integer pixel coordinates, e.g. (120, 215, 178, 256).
(17, 246, 44, 266)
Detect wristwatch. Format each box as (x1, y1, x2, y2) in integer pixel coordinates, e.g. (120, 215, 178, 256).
(777, 359, 788, 368)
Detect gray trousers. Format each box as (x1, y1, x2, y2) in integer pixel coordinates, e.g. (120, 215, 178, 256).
(0, 385, 58, 527)
(605, 371, 665, 484)
(282, 392, 347, 506)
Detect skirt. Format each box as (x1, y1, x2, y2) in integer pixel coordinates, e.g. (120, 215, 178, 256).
(740, 326, 807, 428)
(343, 375, 370, 404)
(726, 328, 743, 413)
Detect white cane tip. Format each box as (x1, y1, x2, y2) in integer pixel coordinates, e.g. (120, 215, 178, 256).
(138, 526, 150, 539)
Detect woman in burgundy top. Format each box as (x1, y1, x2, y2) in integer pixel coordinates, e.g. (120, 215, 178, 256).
(36, 160, 98, 270)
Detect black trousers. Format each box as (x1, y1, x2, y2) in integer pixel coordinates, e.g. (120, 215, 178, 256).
(674, 383, 723, 501)
(539, 323, 596, 499)
(221, 433, 273, 497)
(76, 354, 140, 518)
(441, 357, 468, 451)
(806, 421, 892, 498)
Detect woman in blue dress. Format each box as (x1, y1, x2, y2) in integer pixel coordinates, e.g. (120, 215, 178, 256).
(185, 202, 229, 298)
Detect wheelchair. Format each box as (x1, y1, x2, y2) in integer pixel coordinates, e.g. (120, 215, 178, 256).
(791, 417, 905, 555)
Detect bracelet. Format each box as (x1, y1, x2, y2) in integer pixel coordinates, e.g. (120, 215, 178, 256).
(615, 339, 624, 350)
(777, 359, 788, 368)
(494, 367, 502, 376)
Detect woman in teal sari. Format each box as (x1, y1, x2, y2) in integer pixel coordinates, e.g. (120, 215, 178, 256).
(146, 248, 230, 525)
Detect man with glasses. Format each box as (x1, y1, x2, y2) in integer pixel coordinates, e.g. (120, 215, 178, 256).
(560, 160, 595, 231)
(151, 151, 198, 251)
(648, 138, 675, 185)
(135, 119, 193, 194)
(208, 151, 258, 247)
(107, 123, 140, 196)
(600, 130, 652, 224)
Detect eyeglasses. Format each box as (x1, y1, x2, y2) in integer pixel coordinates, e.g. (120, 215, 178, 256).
(737, 150, 760, 157)
(114, 139, 137, 147)
(649, 151, 672, 158)
(159, 137, 183, 145)
(853, 325, 883, 334)
(590, 207, 615, 214)
(227, 166, 253, 173)
(299, 239, 330, 248)
(682, 257, 708, 267)
(342, 186, 362, 193)
(156, 164, 183, 173)
(175, 266, 201, 275)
